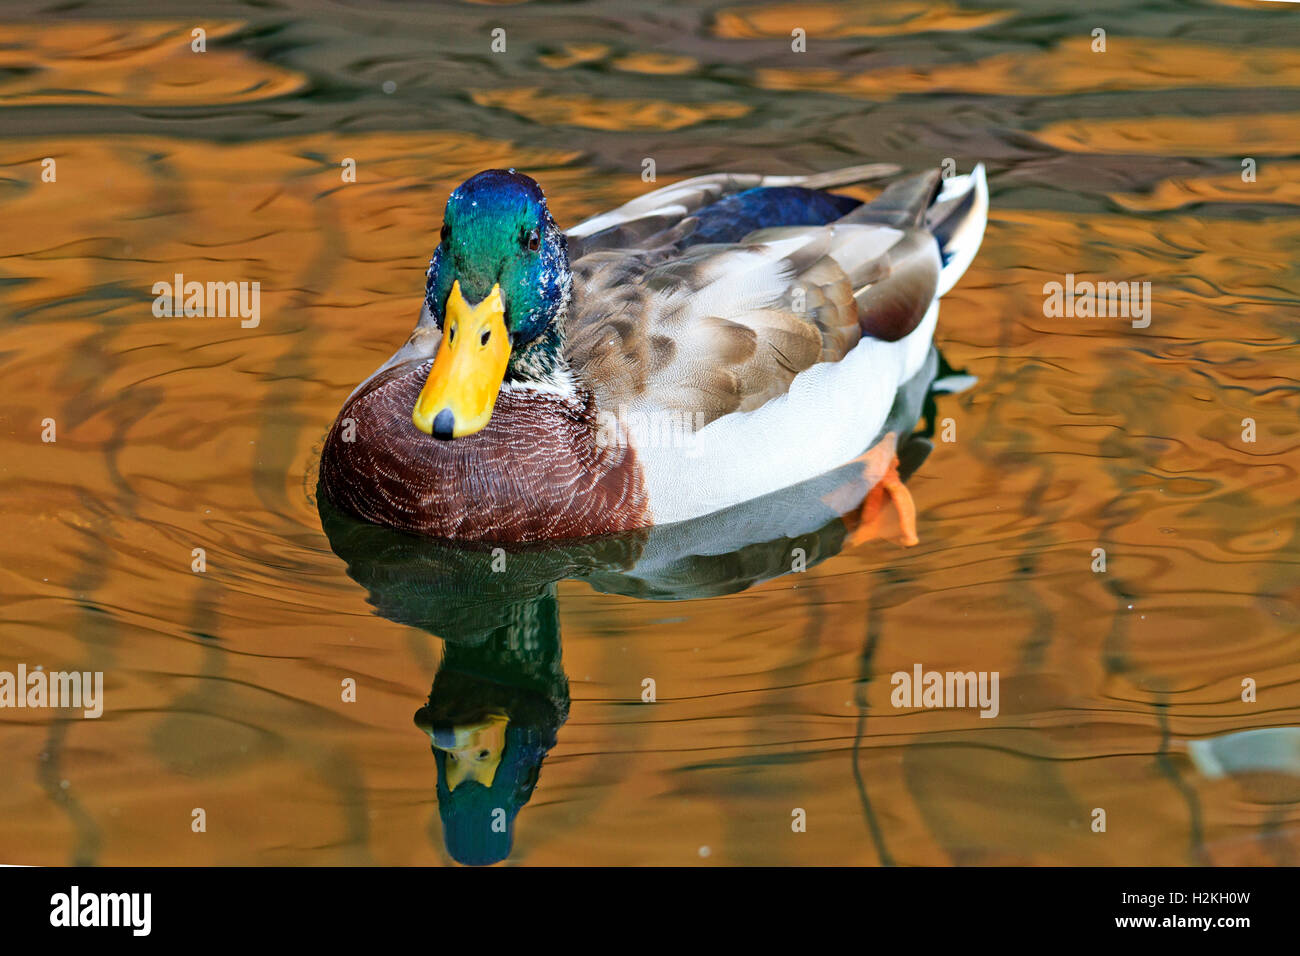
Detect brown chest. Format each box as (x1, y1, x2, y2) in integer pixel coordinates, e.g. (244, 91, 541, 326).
(320, 363, 651, 542)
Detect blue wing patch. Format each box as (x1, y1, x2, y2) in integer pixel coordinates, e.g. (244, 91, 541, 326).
(683, 187, 862, 248)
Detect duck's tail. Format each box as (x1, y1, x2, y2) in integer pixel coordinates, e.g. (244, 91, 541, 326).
(928, 164, 988, 297)
(834, 162, 988, 299)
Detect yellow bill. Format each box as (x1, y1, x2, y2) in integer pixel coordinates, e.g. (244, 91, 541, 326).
(412, 280, 511, 439)
(432, 713, 509, 791)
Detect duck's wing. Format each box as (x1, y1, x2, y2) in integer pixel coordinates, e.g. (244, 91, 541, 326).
(565, 162, 899, 257)
(568, 167, 980, 427)
(568, 226, 884, 422)
(567, 164, 988, 525)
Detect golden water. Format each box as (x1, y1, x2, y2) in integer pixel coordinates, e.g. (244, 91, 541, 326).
(0, 0, 1297, 865)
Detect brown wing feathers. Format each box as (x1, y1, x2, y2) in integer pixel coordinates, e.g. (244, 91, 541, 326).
(565, 167, 945, 425)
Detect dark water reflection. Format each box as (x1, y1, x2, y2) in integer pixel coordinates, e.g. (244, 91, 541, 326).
(0, 0, 1297, 865)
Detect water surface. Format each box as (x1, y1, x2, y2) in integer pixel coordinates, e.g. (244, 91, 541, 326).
(0, 0, 1297, 865)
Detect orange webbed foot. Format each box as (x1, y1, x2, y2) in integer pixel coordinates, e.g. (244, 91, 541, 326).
(844, 433, 919, 548)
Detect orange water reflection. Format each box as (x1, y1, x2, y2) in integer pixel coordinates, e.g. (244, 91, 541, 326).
(0, 4, 1297, 866)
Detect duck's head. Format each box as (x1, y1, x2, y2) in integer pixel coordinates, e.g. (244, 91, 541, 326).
(414, 169, 572, 440)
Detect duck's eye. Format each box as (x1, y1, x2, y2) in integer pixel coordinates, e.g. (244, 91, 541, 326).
(480, 328, 491, 347)
(524, 228, 540, 252)
(440, 222, 450, 243)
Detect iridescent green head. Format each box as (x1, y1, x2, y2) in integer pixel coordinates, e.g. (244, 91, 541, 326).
(414, 170, 572, 439)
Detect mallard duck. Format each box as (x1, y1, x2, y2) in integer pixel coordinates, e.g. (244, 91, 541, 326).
(319, 161, 987, 543)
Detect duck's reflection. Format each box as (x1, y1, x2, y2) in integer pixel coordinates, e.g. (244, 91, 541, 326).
(321, 348, 949, 864)
(413, 595, 568, 866)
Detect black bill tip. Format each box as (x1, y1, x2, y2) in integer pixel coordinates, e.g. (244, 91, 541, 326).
(432, 408, 455, 440)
